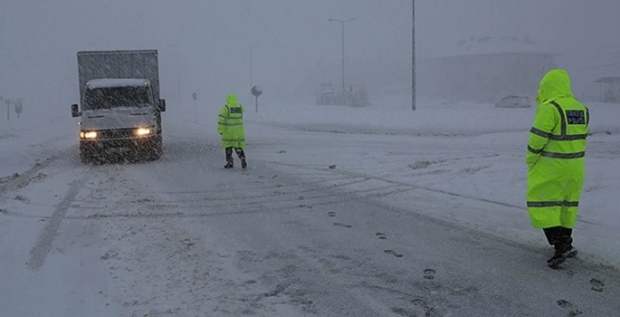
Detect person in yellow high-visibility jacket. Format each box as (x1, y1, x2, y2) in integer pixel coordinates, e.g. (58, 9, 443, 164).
(217, 93, 247, 169)
(526, 69, 589, 268)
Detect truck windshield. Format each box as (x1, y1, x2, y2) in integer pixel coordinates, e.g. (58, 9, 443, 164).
(83, 86, 152, 110)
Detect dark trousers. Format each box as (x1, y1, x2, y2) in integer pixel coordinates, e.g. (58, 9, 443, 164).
(225, 147, 245, 164)
(543, 226, 573, 251)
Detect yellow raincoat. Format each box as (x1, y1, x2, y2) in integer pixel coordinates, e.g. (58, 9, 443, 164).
(217, 93, 246, 149)
(526, 69, 589, 229)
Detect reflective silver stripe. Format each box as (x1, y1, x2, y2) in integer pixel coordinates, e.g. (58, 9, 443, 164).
(530, 127, 551, 139)
(540, 151, 585, 159)
(527, 201, 579, 208)
(528, 146, 543, 154)
(221, 138, 245, 142)
(549, 133, 587, 140)
(549, 101, 567, 136)
(528, 101, 586, 159)
(529, 127, 586, 140)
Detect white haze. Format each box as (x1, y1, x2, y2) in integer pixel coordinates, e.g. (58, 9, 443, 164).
(3, 2, 620, 316)
(2, 0, 620, 113)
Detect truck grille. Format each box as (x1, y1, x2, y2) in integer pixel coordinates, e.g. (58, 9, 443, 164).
(99, 128, 134, 139)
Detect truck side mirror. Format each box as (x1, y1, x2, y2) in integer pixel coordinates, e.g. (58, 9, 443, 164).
(158, 99, 166, 112)
(71, 104, 80, 117)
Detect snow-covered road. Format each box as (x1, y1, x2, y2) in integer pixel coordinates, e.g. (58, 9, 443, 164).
(2, 105, 620, 316)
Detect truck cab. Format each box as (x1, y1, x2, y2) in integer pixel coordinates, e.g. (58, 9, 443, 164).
(71, 78, 165, 163)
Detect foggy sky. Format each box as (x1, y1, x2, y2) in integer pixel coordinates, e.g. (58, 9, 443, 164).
(1, 0, 620, 109)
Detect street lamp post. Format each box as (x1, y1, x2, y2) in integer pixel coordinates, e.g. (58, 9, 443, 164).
(166, 44, 181, 106)
(412, 0, 416, 111)
(249, 44, 261, 89)
(328, 18, 355, 104)
(249, 44, 262, 112)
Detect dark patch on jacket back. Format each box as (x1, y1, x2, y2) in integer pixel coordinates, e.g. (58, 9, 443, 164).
(566, 110, 585, 125)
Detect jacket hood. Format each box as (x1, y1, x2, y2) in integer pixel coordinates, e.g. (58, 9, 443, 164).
(226, 93, 239, 106)
(538, 69, 573, 102)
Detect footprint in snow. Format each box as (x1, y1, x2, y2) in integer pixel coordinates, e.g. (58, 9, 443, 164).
(384, 250, 404, 258)
(557, 299, 582, 316)
(410, 299, 439, 317)
(333, 222, 352, 228)
(410, 298, 428, 308)
(590, 278, 605, 292)
(423, 268, 436, 280)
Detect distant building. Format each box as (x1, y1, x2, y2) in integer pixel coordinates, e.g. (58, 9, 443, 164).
(420, 35, 556, 103)
(594, 77, 620, 103)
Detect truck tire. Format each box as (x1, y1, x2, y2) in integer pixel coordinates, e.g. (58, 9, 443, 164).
(80, 150, 92, 164)
(146, 136, 163, 161)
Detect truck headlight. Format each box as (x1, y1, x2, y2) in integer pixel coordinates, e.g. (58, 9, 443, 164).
(80, 131, 98, 139)
(135, 127, 153, 137)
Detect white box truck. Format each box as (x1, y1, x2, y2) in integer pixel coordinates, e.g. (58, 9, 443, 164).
(70, 50, 166, 163)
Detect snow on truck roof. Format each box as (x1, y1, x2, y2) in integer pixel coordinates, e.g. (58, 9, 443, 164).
(86, 78, 149, 89)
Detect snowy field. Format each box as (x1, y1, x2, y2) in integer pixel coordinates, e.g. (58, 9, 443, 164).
(1, 96, 619, 316)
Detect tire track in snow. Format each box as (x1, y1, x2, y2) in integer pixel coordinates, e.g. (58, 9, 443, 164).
(0, 156, 57, 195)
(271, 161, 527, 210)
(268, 161, 601, 226)
(1, 173, 411, 221)
(27, 173, 92, 270)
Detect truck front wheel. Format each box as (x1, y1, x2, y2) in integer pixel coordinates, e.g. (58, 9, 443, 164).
(145, 136, 163, 161)
(80, 149, 93, 164)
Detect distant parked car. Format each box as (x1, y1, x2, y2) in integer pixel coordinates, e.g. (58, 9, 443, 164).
(315, 83, 338, 105)
(495, 95, 532, 108)
(315, 83, 369, 107)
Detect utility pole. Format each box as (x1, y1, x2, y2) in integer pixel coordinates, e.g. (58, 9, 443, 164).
(412, 0, 416, 111)
(167, 44, 181, 106)
(176, 46, 180, 106)
(1, 96, 6, 121)
(328, 18, 355, 104)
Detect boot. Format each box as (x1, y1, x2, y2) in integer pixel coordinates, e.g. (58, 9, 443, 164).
(235, 148, 247, 169)
(547, 228, 577, 268)
(543, 227, 562, 246)
(547, 252, 566, 268)
(547, 245, 578, 268)
(557, 228, 577, 258)
(225, 148, 234, 169)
